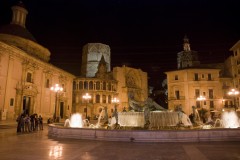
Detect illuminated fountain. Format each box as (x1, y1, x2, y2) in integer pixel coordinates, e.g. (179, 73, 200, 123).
(49, 96, 240, 142)
(214, 110, 240, 128)
(110, 111, 192, 128)
(64, 108, 107, 129)
(64, 113, 83, 128)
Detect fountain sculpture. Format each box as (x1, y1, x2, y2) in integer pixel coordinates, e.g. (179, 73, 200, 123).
(63, 94, 240, 130)
(64, 95, 193, 129)
(50, 94, 240, 142)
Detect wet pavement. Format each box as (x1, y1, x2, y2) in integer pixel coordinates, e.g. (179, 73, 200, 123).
(0, 121, 240, 160)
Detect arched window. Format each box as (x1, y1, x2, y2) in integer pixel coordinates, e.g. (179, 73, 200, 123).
(84, 81, 88, 89)
(26, 72, 32, 82)
(96, 81, 100, 90)
(73, 81, 76, 90)
(108, 82, 111, 91)
(89, 81, 93, 90)
(113, 84, 116, 91)
(96, 94, 100, 103)
(103, 81, 106, 90)
(79, 81, 83, 89)
(102, 95, 106, 103)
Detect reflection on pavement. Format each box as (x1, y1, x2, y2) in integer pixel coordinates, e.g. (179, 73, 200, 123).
(49, 145, 62, 158)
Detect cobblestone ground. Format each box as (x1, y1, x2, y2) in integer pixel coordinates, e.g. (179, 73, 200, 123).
(0, 122, 240, 160)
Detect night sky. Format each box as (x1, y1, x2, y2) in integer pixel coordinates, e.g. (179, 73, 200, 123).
(1, 0, 240, 88)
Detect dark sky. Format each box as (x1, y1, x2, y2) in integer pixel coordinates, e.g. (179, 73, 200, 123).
(1, 0, 240, 88)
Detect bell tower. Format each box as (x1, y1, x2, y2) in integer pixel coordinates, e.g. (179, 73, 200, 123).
(177, 35, 200, 69)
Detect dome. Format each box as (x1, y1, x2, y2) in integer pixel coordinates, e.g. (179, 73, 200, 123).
(0, 24, 37, 42)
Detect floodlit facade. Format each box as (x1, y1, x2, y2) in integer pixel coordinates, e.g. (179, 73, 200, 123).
(0, 2, 148, 121)
(165, 68, 223, 115)
(73, 44, 148, 119)
(0, 2, 74, 120)
(165, 36, 239, 115)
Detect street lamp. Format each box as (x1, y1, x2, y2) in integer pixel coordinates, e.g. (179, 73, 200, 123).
(50, 84, 63, 122)
(112, 97, 120, 124)
(197, 95, 206, 108)
(82, 93, 91, 120)
(228, 89, 239, 110)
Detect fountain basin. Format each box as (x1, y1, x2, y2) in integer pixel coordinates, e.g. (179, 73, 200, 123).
(48, 124, 240, 142)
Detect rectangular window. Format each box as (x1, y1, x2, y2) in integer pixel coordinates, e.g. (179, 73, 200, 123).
(175, 75, 178, 80)
(204, 101, 206, 105)
(208, 74, 212, 80)
(210, 101, 214, 108)
(45, 79, 50, 88)
(195, 89, 200, 97)
(175, 90, 180, 99)
(194, 73, 198, 81)
(10, 98, 14, 106)
(108, 95, 111, 104)
(196, 101, 200, 108)
(209, 89, 213, 99)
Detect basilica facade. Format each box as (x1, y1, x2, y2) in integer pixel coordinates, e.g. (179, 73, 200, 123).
(0, 3, 74, 120)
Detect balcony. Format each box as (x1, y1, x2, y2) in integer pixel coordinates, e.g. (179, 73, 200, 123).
(169, 96, 185, 100)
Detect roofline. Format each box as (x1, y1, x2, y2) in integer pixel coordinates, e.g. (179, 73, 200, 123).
(230, 40, 240, 51)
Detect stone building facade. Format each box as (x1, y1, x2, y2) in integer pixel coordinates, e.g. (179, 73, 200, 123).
(0, 2, 149, 121)
(81, 43, 111, 78)
(0, 2, 74, 120)
(165, 36, 238, 115)
(73, 44, 148, 119)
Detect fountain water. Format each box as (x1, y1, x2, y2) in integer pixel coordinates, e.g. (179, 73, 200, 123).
(221, 110, 240, 128)
(64, 113, 83, 128)
(51, 110, 240, 142)
(212, 110, 240, 128)
(109, 111, 192, 128)
(64, 108, 108, 128)
(95, 108, 105, 128)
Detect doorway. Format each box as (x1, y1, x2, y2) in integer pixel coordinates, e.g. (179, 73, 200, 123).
(23, 96, 31, 115)
(60, 102, 64, 119)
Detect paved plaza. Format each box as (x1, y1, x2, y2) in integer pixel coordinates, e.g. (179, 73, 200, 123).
(0, 121, 240, 160)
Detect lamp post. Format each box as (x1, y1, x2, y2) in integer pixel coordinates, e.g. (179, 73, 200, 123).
(228, 89, 239, 110)
(112, 97, 119, 124)
(82, 93, 91, 120)
(197, 95, 206, 108)
(50, 84, 63, 122)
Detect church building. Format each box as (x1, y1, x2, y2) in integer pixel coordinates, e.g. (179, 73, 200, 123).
(0, 2, 148, 121)
(0, 2, 74, 120)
